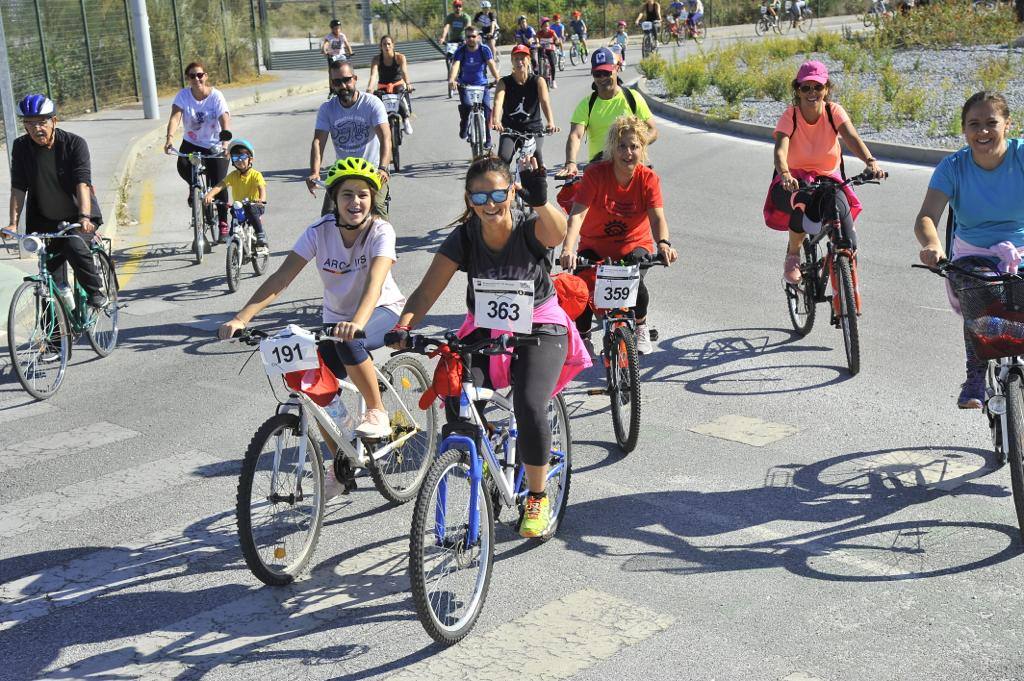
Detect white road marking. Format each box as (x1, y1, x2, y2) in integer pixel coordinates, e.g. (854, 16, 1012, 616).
(689, 414, 800, 447)
(386, 589, 674, 681)
(0, 421, 140, 472)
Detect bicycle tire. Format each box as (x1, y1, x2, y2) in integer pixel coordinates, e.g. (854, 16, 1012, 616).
(471, 114, 485, 158)
(410, 448, 495, 645)
(446, 55, 455, 99)
(569, 45, 579, 65)
(835, 253, 860, 376)
(191, 187, 204, 264)
(537, 394, 573, 541)
(642, 33, 652, 59)
(226, 240, 242, 293)
(366, 355, 438, 504)
(7, 281, 70, 400)
(85, 250, 119, 357)
(755, 17, 767, 35)
(251, 236, 269, 276)
(772, 16, 783, 33)
(608, 324, 642, 453)
(204, 195, 219, 253)
(1004, 373, 1024, 543)
(693, 20, 705, 43)
(390, 117, 402, 173)
(785, 241, 817, 336)
(236, 412, 326, 586)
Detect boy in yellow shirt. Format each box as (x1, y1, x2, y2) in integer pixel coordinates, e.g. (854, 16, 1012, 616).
(204, 138, 268, 246)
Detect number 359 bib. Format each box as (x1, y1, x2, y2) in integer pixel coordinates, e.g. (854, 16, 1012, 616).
(595, 264, 640, 308)
(473, 278, 534, 334)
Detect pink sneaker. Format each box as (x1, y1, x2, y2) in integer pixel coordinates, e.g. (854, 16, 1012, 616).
(354, 408, 392, 439)
(218, 220, 229, 243)
(783, 253, 802, 285)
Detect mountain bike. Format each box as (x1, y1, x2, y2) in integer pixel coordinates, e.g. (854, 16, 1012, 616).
(783, 170, 884, 376)
(784, 0, 814, 31)
(167, 148, 224, 264)
(402, 331, 572, 644)
(537, 40, 556, 88)
(755, 4, 783, 34)
(683, 15, 705, 43)
(444, 41, 461, 98)
(216, 199, 269, 293)
(640, 20, 660, 58)
(229, 325, 437, 585)
(576, 253, 666, 453)
(663, 14, 684, 44)
(568, 33, 589, 64)
(914, 260, 1024, 543)
(374, 84, 413, 173)
(461, 83, 494, 159)
(2, 223, 119, 400)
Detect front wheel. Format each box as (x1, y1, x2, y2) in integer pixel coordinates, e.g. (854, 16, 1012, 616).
(785, 240, 817, 336)
(835, 254, 860, 376)
(470, 113, 485, 158)
(410, 448, 495, 645)
(756, 17, 768, 35)
(607, 324, 642, 453)
(692, 20, 705, 43)
(1003, 373, 1024, 544)
(252, 234, 269, 276)
(191, 187, 205, 264)
(7, 281, 70, 400)
(85, 250, 119, 357)
(799, 10, 814, 30)
(226, 239, 242, 292)
(569, 45, 579, 65)
(537, 394, 573, 541)
(390, 116, 402, 173)
(642, 33, 653, 59)
(236, 413, 326, 586)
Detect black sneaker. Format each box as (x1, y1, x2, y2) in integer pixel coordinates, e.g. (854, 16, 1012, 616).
(255, 235, 268, 248)
(87, 292, 109, 309)
(40, 338, 61, 363)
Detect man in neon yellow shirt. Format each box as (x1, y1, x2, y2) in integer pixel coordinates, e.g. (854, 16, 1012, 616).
(204, 138, 268, 246)
(559, 47, 657, 176)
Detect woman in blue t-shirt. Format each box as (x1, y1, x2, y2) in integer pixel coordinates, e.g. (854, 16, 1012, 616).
(914, 91, 1024, 408)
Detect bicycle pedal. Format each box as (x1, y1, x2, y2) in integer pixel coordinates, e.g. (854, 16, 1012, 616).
(649, 328, 659, 341)
(587, 388, 608, 396)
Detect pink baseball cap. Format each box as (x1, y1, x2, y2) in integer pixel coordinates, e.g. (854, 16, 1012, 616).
(796, 60, 829, 84)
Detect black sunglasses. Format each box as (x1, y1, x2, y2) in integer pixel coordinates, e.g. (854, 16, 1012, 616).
(331, 76, 355, 85)
(799, 83, 826, 92)
(591, 70, 613, 79)
(468, 186, 512, 205)
(187, 72, 206, 79)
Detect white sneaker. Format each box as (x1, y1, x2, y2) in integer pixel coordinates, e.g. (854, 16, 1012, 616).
(355, 408, 392, 440)
(635, 323, 653, 355)
(323, 469, 345, 500)
(403, 118, 413, 135)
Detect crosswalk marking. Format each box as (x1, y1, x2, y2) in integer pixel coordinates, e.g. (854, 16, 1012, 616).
(0, 449, 231, 539)
(0, 421, 140, 472)
(386, 589, 674, 681)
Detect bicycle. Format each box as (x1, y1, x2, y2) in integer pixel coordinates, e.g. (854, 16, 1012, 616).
(755, 6, 781, 35)
(664, 14, 684, 44)
(783, 170, 883, 376)
(640, 20, 660, 59)
(444, 41, 461, 99)
(216, 199, 269, 293)
(461, 82, 494, 159)
(167, 148, 225, 264)
(784, 0, 814, 31)
(568, 33, 589, 65)
(575, 253, 666, 453)
(556, 46, 565, 72)
(403, 331, 572, 644)
(862, 0, 892, 25)
(229, 324, 437, 585)
(2, 222, 119, 400)
(683, 15, 705, 43)
(914, 259, 1024, 542)
(374, 84, 413, 173)
(537, 38, 557, 88)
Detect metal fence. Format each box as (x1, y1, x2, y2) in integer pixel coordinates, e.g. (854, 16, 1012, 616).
(0, 0, 263, 146)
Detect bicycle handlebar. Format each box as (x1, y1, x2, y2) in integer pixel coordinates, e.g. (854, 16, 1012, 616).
(912, 259, 1024, 284)
(166, 149, 226, 160)
(228, 325, 366, 346)
(803, 169, 888, 192)
(574, 252, 668, 269)
(391, 330, 541, 357)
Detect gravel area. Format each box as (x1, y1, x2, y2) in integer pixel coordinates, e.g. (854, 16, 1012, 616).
(646, 45, 1024, 150)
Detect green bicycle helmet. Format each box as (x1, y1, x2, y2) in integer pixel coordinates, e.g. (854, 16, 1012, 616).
(324, 156, 382, 191)
(229, 138, 255, 156)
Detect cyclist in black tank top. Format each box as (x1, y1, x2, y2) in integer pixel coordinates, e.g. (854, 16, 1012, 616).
(492, 44, 559, 167)
(635, 0, 662, 24)
(367, 35, 414, 132)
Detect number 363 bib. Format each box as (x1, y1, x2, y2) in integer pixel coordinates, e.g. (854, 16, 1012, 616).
(473, 278, 534, 334)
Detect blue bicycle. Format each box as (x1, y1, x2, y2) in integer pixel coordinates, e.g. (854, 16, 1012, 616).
(402, 331, 572, 644)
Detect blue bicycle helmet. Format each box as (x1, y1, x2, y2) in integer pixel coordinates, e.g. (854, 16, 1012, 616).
(17, 94, 56, 117)
(229, 138, 255, 156)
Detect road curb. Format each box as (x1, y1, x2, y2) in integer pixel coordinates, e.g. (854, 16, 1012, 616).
(633, 77, 952, 167)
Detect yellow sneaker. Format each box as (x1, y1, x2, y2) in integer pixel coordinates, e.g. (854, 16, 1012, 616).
(519, 494, 550, 538)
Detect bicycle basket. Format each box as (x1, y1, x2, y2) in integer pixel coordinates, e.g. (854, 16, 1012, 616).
(955, 278, 1024, 360)
(464, 86, 485, 105)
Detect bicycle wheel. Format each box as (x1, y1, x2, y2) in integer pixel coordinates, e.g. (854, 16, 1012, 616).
(772, 16, 783, 33)
(226, 239, 242, 292)
(802, 10, 814, 29)
(410, 447, 494, 645)
(251, 235, 269, 276)
(785, 242, 817, 336)
(642, 34, 652, 59)
(608, 325, 642, 453)
(446, 56, 454, 99)
(85, 250, 119, 357)
(236, 413, 326, 586)
(191, 187, 204, 264)
(206, 203, 219, 251)
(835, 253, 860, 376)
(391, 117, 402, 173)
(537, 394, 573, 541)
(366, 355, 438, 504)
(756, 17, 768, 35)
(471, 114, 485, 158)
(7, 281, 70, 400)
(693, 20, 705, 43)
(569, 45, 578, 65)
(1004, 373, 1024, 543)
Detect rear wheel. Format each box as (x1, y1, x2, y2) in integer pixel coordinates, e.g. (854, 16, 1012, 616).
(7, 281, 70, 400)
(85, 251, 119, 357)
(785, 241, 817, 336)
(226, 240, 242, 292)
(642, 33, 653, 59)
(390, 116, 402, 173)
(446, 56, 455, 98)
(799, 10, 813, 30)
(835, 253, 860, 376)
(191, 187, 204, 264)
(1003, 373, 1024, 543)
(607, 324, 642, 453)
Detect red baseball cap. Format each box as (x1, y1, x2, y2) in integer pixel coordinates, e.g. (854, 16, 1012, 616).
(511, 44, 532, 58)
(796, 60, 828, 84)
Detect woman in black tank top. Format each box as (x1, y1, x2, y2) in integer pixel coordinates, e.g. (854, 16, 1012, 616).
(367, 35, 414, 123)
(492, 45, 559, 168)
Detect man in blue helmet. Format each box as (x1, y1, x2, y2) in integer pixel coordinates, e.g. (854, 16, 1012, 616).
(6, 94, 106, 308)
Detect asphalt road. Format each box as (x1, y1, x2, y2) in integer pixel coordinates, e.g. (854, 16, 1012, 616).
(2, 40, 1023, 681)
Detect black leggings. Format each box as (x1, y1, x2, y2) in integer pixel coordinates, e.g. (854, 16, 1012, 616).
(445, 327, 568, 466)
(177, 140, 229, 223)
(770, 180, 857, 250)
(30, 226, 104, 296)
(574, 248, 651, 336)
(497, 133, 545, 168)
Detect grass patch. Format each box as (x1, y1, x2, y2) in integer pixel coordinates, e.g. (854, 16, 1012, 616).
(976, 54, 1016, 92)
(866, 96, 890, 132)
(839, 77, 873, 127)
(638, 53, 668, 81)
(803, 31, 842, 53)
(707, 103, 742, 121)
(892, 87, 928, 121)
(713, 63, 756, 105)
(827, 42, 868, 73)
(879, 63, 903, 102)
(946, 110, 963, 137)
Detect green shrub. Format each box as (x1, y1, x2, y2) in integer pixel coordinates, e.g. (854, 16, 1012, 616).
(946, 109, 963, 137)
(664, 56, 712, 98)
(927, 119, 940, 137)
(827, 42, 867, 73)
(976, 54, 1015, 92)
(638, 53, 668, 81)
(707, 103, 742, 121)
(879, 63, 903, 102)
(713, 63, 756, 104)
(763, 35, 805, 60)
(839, 77, 872, 127)
(803, 31, 842, 53)
(867, 1, 1020, 48)
(756, 63, 795, 102)
(866, 97, 890, 132)
(892, 87, 928, 121)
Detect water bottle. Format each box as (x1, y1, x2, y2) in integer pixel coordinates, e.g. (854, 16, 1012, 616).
(232, 201, 246, 223)
(324, 396, 356, 440)
(56, 284, 75, 311)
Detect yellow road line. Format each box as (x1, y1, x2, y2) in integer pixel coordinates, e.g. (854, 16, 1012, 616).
(115, 179, 154, 289)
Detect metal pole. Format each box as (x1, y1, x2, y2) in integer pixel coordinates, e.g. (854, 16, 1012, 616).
(0, 7, 19, 170)
(249, 0, 262, 75)
(32, 0, 52, 99)
(331, 0, 338, 19)
(220, 0, 233, 82)
(129, 0, 160, 119)
(170, 0, 186, 87)
(258, 0, 271, 70)
(363, 0, 374, 44)
(123, 0, 139, 99)
(79, 0, 100, 112)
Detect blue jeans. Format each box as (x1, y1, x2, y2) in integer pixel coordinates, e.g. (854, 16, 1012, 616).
(318, 306, 399, 377)
(458, 84, 493, 147)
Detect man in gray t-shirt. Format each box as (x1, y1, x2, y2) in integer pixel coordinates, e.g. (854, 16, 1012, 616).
(307, 61, 392, 216)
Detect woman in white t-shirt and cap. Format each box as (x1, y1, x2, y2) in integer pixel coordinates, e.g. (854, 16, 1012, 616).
(218, 157, 404, 440)
(164, 59, 233, 240)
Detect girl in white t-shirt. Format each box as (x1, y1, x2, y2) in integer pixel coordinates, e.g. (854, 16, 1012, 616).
(164, 60, 232, 238)
(219, 157, 403, 444)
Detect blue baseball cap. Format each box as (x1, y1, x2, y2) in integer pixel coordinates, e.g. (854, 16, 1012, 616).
(591, 47, 617, 72)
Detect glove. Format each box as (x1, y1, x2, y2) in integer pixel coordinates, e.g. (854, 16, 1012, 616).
(519, 167, 549, 207)
(384, 329, 410, 348)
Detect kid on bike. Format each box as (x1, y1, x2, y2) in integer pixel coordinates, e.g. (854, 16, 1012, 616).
(610, 21, 629, 64)
(203, 139, 268, 247)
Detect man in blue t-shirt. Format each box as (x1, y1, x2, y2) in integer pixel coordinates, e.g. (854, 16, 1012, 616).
(448, 26, 500, 148)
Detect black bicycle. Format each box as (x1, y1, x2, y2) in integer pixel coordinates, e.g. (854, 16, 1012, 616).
(167, 148, 224, 264)
(783, 170, 884, 376)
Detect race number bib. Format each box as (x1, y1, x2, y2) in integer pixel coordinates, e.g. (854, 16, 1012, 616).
(594, 265, 640, 308)
(381, 93, 402, 114)
(260, 324, 320, 376)
(641, 20, 653, 30)
(473, 278, 534, 334)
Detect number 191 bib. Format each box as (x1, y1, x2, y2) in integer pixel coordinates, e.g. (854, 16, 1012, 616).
(473, 278, 534, 334)
(594, 264, 640, 309)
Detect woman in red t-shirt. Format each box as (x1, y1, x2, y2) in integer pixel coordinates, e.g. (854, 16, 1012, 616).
(559, 115, 677, 354)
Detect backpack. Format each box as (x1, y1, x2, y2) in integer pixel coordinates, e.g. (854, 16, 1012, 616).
(586, 82, 638, 118)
